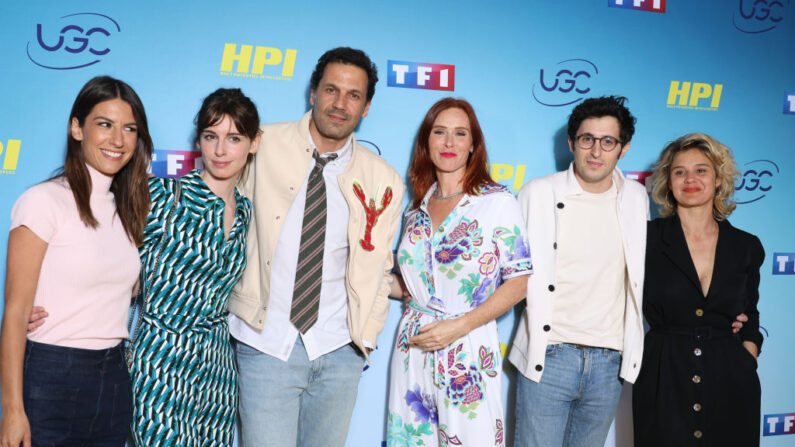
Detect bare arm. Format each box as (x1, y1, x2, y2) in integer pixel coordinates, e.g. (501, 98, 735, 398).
(0, 227, 47, 447)
(409, 275, 527, 352)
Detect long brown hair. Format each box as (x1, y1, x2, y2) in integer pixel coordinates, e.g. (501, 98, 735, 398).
(59, 76, 152, 245)
(408, 98, 492, 209)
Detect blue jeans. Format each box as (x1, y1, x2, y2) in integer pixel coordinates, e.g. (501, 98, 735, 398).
(235, 337, 365, 447)
(23, 340, 132, 447)
(515, 344, 623, 447)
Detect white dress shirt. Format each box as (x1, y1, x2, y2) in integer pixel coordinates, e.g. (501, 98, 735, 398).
(229, 134, 353, 361)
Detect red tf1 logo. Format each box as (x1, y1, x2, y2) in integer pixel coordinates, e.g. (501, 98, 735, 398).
(387, 60, 455, 91)
(608, 0, 666, 13)
(764, 413, 795, 436)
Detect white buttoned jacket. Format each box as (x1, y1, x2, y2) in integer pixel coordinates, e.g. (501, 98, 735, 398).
(507, 163, 649, 383)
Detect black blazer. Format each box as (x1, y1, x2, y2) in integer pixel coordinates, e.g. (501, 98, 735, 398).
(643, 215, 765, 350)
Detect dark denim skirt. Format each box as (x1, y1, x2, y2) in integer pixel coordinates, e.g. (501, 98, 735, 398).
(23, 340, 132, 446)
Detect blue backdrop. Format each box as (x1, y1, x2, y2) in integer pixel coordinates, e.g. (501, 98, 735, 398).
(1, 1, 793, 445)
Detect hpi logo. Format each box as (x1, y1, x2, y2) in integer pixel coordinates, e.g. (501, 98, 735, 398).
(784, 92, 795, 114)
(387, 60, 455, 91)
(764, 413, 795, 435)
(608, 0, 666, 13)
(733, 0, 789, 34)
(220, 44, 297, 80)
(735, 160, 779, 204)
(623, 170, 654, 194)
(532, 59, 599, 107)
(0, 139, 22, 175)
(772, 254, 795, 275)
(27, 13, 120, 70)
(490, 163, 528, 193)
(666, 81, 723, 111)
(150, 150, 203, 178)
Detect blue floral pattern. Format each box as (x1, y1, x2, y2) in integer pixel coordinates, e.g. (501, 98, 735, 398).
(388, 182, 532, 446)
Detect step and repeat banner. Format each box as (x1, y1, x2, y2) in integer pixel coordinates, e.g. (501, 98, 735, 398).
(1, 1, 793, 445)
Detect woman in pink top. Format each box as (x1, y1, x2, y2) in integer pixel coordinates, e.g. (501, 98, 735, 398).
(0, 76, 152, 447)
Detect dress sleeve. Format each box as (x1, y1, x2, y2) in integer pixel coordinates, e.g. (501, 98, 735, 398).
(10, 182, 61, 243)
(139, 177, 169, 260)
(493, 195, 533, 280)
(739, 234, 765, 352)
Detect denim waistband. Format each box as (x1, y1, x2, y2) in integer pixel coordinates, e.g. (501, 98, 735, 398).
(25, 339, 124, 367)
(555, 343, 619, 354)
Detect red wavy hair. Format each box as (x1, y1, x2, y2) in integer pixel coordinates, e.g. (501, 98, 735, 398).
(409, 98, 492, 209)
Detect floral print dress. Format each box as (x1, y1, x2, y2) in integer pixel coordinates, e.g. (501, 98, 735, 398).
(387, 183, 532, 447)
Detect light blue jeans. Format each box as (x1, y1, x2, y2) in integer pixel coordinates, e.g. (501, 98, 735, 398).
(235, 337, 365, 447)
(515, 343, 623, 447)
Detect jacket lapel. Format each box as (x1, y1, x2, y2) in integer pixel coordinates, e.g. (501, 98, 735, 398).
(660, 215, 703, 294)
(705, 219, 729, 300)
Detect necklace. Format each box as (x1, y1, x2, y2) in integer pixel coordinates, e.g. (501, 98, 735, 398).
(433, 189, 464, 200)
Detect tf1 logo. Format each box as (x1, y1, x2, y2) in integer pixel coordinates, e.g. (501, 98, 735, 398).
(387, 60, 455, 91)
(764, 413, 795, 435)
(150, 150, 203, 178)
(608, 0, 666, 13)
(784, 92, 795, 114)
(733, 0, 789, 34)
(0, 139, 22, 175)
(666, 81, 722, 111)
(532, 59, 598, 107)
(734, 159, 778, 204)
(220, 44, 297, 80)
(772, 254, 795, 275)
(27, 13, 120, 70)
(623, 170, 654, 194)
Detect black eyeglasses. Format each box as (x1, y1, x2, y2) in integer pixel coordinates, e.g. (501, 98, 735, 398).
(575, 134, 623, 152)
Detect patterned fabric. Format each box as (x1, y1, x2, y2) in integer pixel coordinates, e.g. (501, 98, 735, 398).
(129, 170, 251, 446)
(387, 183, 532, 446)
(290, 150, 337, 333)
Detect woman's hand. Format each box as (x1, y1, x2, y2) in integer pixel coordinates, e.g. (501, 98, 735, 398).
(409, 317, 471, 352)
(0, 408, 31, 447)
(26, 306, 47, 333)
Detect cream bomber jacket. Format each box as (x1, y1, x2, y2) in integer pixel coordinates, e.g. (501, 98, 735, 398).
(507, 164, 649, 383)
(228, 112, 405, 359)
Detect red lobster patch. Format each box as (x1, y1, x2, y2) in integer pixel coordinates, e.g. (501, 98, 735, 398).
(352, 181, 393, 251)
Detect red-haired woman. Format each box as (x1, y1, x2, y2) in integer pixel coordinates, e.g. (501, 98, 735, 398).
(386, 98, 532, 446)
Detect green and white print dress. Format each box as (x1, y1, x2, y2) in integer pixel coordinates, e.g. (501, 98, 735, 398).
(387, 183, 532, 447)
(128, 170, 250, 446)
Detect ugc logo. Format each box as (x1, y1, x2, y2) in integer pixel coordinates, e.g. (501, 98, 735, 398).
(27, 13, 120, 70)
(734, 159, 779, 204)
(733, 0, 789, 34)
(532, 59, 599, 107)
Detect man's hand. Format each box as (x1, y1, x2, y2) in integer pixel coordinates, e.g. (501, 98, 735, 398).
(732, 313, 748, 334)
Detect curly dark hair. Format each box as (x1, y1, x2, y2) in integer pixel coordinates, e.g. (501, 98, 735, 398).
(309, 47, 378, 101)
(567, 96, 636, 145)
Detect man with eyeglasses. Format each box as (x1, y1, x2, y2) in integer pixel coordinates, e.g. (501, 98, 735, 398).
(508, 96, 648, 447)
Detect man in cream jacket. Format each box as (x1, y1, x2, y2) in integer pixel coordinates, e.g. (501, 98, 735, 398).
(228, 47, 404, 447)
(508, 96, 648, 447)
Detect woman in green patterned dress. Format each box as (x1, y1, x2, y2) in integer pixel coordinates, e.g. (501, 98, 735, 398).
(128, 88, 260, 446)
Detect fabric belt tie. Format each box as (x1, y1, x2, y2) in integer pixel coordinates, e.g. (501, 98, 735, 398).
(408, 299, 467, 387)
(290, 150, 337, 334)
(653, 326, 733, 340)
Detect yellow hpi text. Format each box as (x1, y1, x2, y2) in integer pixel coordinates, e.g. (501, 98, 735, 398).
(667, 81, 723, 110)
(220, 44, 297, 79)
(0, 139, 21, 174)
(490, 163, 527, 192)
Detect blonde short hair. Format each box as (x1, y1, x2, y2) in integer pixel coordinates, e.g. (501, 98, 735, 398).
(651, 133, 740, 221)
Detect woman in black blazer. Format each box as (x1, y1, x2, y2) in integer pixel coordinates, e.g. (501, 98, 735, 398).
(633, 133, 764, 446)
